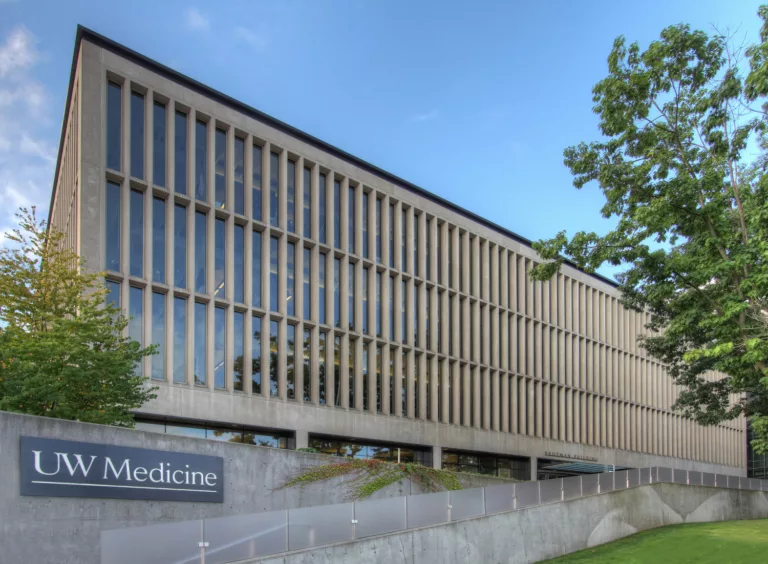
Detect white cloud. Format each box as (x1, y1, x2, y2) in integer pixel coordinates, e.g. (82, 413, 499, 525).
(411, 109, 439, 123)
(0, 25, 37, 78)
(234, 26, 268, 50)
(184, 7, 210, 31)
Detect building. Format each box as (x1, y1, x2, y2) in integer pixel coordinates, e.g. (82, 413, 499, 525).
(49, 26, 746, 481)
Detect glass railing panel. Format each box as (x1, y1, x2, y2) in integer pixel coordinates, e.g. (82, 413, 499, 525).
(515, 481, 540, 509)
(539, 479, 562, 504)
(562, 476, 582, 501)
(354, 497, 407, 539)
(101, 519, 202, 564)
(450, 488, 485, 521)
(581, 474, 599, 496)
(203, 511, 287, 564)
(688, 471, 702, 486)
(405, 491, 450, 529)
(598, 472, 615, 493)
(702, 472, 715, 487)
(639, 467, 651, 485)
(288, 502, 354, 551)
(673, 469, 688, 484)
(613, 470, 629, 490)
(484, 483, 515, 515)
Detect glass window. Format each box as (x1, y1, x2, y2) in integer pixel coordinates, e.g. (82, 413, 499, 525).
(252, 144, 263, 221)
(194, 302, 207, 385)
(426, 288, 431, 350)
(388, 203, 394, 267)
(287, 242, 296, 317)
(173, 297, 186, 383)
(130, 189, 144, 278)
(437, 224, 442, 283)
(270, 236, 279, 311)
(348, 263, 355, 331)
(390, 349, 395, 414)
(303, 247, 311, 320)
(334, 180, 341, 249)
(252, 230, 262, 307)
(233, 224, 244, 303)
(270, 152, 279, 226)
(376, 272, 381, 337)
(376, 346, 382, 412)
(349, 339, 356, 408)
(152, 197, 165, 283)
(426, 358, 431, 420)
(174, 111, 187, 194)
(426, 218, 431, 280)
(414, 285, 419, 345)
(414, 354, 419, 419)
(334, 335, 342, 407)
(106, 181, 121, 271)
(252, 315, 262, 394)
(362, 267, 369, 334)
(153, 101, 166, 187)
(105, 280, 120, 309)
(234, 137, 245, 214)
(333, 258, 341, 328)
(319, 173, 327, 244)
(287, 159, 296, 233)
(287, 323, 296, 400)
(362, 192, 369, 259)
(348, 186, 355, 254)
(303, 167, 311, 238)
(303, 329, 312, 402)
(130, 92, 145, 179)
(214, 306, 225, 389)
(319, 252, 327, 324)
(318, 331, 327, 404)
(234, 311, 244, 391)
(401, 209, 406, 272)
(214, 218, 225, 298)
(174, 205, 186, 288)
(402, 280, 406, 344)
(106, 81, 121, 171)
(195, 212, 207, 293)
(195, 120, 207, 201)
(269, 320, 279, 397)
(414, 214, 419, 276)
(152, 292, 165, 380)
(402, 352, 407, 417)
(389, 276, 395, 341)
(376, 198, 382, 263)
(129, 286, 143, 347)
(215, 128, 226, 208)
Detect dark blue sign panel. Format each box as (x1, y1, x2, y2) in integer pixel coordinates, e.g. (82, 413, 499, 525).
(20, 436, 224, 502)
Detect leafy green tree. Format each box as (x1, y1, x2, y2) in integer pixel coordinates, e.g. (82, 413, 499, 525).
(531, 9, 768, 449)
(0, 207, 156, 426)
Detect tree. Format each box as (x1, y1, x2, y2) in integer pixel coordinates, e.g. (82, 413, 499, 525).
(0, 207, 156, 426)
(531, 9, 768, 450)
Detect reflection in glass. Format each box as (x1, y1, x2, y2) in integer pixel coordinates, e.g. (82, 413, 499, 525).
(214, 218, 225, 298)
(252, 230, 262, 307)
(105, 280, 120, 309)
(376, 272, 381, 337)
(270, 236, 279, 311)
(234, 225, 244, 303)
(174, 204, 186, 288)
(269, 152, 279, 226)
(152, 292, 165, 380)
(334, 335, 342, 407)
(130, 189, 144, 278)
(287, 242, 295, 316)
(234, 311, 244, 391)
(414, 286, 419, 346)
(214, 306, 225, 389)
(287, 323, 295, 400)
(426, 359, 431, 420)
(414, 213, 419, 276)
(348, 185, 355, 254)
(388, 203, 394, 267)
(106, 181, 121, 271)
(375, 198, 382, 263)
(303, 247, 311, 320)
(319, 173, 327, 244)
(402, 350, 407, 416)
(195, 211, 206, 293)
(426, 218, 431, 280)
(414, 353, 419, 419)
(402, 280, 406, 344)
(349, 338, 355, 408)
(106, 81, 121, 171)
(318, 331, 327, 404)
(389, 351, 395, 415)
(153, 101, 166, 187)
(401, 208, 406, 272)
(362, 267, 369, 334)
(269, 320, 279, 397)
(152, 197, 165, 283)
(195, 120, 207, 201)
(174, 111, 187, 194)
(303, 329, 311, 402)
(303, 166, 311, 238)
(376, 346, 382, 412)
(252, 315, 262, 394)
(348, 263, 355, 330)
(333, 179, 341, 248)
(362, 192, 369, 259)
(252, 144, 263, 220)
(129, 286, 143, 347)
(389, 276, 395, 341)
(194, 301, 207, 385)
(234, 137, 245, 214)
(333, 258, 341, 327)
(362, 345, 369, 411)
(173, 297, 186, 383)
(130, 92, 145, 179)
(287, 159, 296, 232)
(319, 252, 326, 324)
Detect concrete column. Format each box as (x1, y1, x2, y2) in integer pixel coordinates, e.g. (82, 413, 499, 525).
(432, 446, 442, 470)
(295, 430, 309, 450)
(530, 457, 537, 481)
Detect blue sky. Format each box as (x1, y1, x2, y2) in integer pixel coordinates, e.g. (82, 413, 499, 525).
(0, 0, 763, 278)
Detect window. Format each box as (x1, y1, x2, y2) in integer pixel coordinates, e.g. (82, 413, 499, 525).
(437, 292, 442, 354)
(334, 179, 341, 248)
(234, 137, 245, 215)
(389, 276, 395, 341)
(362, 267, 369, 334)
(106, 181, 121, 271)
(153, 197, 166, 283)
(153, 101, 166, 187)
(130, 92, 145, 179)
(334, 335, 342, 407)
(437, 223, 442, 284)
(448, 228, 453, 288)
(333, 258, 341, 327)
(388, 203, 394, 267)
(348, 185, 355, 254)
(413, 213, 419, 276)
(402, 280, 406, 344)
(319, 173, 327, 244)
(362, 192, 369, 259)
(214, 128, 226, 208)
(426, 218, 431, 280)
(174, 205, 186, 288)
(376, 272, 382, 337)
(214, 218, 225, 298)
(252, 144, 263, 221)
(252, 230, 262, 307)
(376, 346, 382, 413)
(270, 236, 279, 311)
(194, 302, 207, 385)
(252, 315, 262, 394)
(426, 359, 431, 420)
(414, 285, 419, 345)
(349, 339, 356, 408)
(287, 323, 296, 400)
(152, 292, 165, 380)
(389, 350, 395, 415)
(303, 167, 311, 238)
(234, 224, 244, 303)
(130, 189, 144, 278)
(319, 252, 327, 324)
(173, 297, 186, 383)
(426, 288, 431, 350)
(402, 351, 407, 416)
(174, 111, 187, 194)
(106, 81, 121, 171)
(401, 208, 406, 272)
(437, 362, 442, 421)
(303, 247, 311, 320)
(414, 354, 419, 419)
(214, 306, 225, 389)
(287, 242, 295, 317)
(362, 345, 369, 411)
(269, 320, 279, 397)
(270, 152, 279, 226)
(195, 120, 207, 201)
(287, 159, 296, 232)
(375, 198, 382, 263)
(303, 329, 312, 402)
(348, 263, 355, 330)
(318, 331, 327, 404)
(105, 280, 120, 309)
(129, 286, 143, 347)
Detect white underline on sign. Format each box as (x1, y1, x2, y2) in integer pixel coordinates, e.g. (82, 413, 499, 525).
(30, 480, 217, 493)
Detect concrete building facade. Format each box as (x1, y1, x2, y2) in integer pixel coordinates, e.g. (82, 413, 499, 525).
(49, 27, 746, 481)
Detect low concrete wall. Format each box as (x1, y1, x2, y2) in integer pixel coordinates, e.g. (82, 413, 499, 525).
(0, 411, 510, 564)
(250, 483, 768, 564)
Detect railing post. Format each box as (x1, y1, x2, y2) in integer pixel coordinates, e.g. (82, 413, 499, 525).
(579, 475, 583, 498)
(537, 481, 541, 505)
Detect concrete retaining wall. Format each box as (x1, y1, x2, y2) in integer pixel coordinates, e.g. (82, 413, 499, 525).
(0, 411, 510, 564)
(250, 483, 768, 564)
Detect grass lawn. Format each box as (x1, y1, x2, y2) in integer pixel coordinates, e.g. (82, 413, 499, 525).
(541, 519, 768, 563)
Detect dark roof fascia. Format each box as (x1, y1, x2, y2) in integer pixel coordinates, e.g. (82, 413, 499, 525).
(49, 24, 618, 290)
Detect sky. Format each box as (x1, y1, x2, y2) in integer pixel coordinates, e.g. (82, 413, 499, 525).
(0, 0, 764, 278)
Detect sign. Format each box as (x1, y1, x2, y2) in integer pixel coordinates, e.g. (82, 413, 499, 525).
(20, 436, 224, 502)
(544, 451, 598, 462)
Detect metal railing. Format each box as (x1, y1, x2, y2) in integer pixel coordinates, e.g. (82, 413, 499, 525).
(101, 467, 766, 564)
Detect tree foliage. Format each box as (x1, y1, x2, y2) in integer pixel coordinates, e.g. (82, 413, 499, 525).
(0, 207, 156, 426)
(531, 8, 768, 449)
